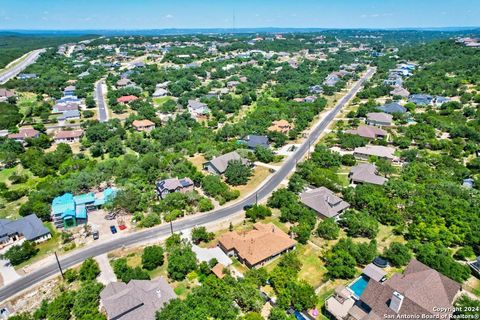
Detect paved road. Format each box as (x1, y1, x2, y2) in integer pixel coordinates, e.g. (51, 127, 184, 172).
(95, 80, 109, 122)
(0, 49, 45, 84)
(0, 67, 375, 302)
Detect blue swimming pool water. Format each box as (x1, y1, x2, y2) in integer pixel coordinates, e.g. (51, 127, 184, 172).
(349, 275, 369, 298)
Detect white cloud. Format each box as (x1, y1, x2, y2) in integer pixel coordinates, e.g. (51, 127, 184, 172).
(164, 14, 174, 19)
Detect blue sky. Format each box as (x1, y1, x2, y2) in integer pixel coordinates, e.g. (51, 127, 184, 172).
(0, 0, 479, 30)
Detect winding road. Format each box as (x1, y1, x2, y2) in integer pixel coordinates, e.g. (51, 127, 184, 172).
(0, 67, 375, 303)
(0, 49, 45, 85)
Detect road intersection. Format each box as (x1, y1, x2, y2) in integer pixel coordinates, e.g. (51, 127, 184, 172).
(0, 67, 375, 302)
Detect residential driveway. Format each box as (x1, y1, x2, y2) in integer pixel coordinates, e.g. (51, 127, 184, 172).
(192, 245, 232, 266)
(0, 260, 21, 286)
(95, 254, 116, 285)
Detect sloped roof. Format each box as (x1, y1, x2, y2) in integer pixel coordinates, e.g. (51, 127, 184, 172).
(54, 130, 84, 140)
(345, 125, 387, 139)
(300, 187, 350, 218)
(8, 128, 39, 140)
(100, 278, 176, 320)
(218, 223, 296, 266)
(377, 102, 407, 114)
(132, 119, 155, 128)
(349, 163, 387, 185)
(206, 151, 246, 174)
(243, 135, 269, 149)
(362, 263, 387, 282)
(354, 145, 396, 160)
(0, 214, 50, 241)
(366, 112, 393, 124)
(360, 260, 461, 318)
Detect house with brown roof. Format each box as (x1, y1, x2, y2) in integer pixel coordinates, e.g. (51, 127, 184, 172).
(53, 130, 84, 144)
(100, 278, 176, 320)
(117, 95, 138, 104)
(217, 223, 296, 268)
(203, 151, 248, 175)
(132, 119, 155, 132)
(211, 263, 227, 279)
(339, 260, 461, 320)
(300, 187, 350, 219)
(344, 125, 387, 140)
(268, 119, 293, 134)
(349, 163, 387, 186)
(0, 88, 15, 102)
(8, 128, 40, 143)
(366, 112, 393, 127)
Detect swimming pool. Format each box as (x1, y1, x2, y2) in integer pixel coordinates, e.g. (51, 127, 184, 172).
(348, 275, 369, 298)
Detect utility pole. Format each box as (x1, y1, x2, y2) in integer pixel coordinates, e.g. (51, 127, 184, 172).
(255, 192, 258, 205)
(170, 220, 174, 235)
(54, 252, 64, 279)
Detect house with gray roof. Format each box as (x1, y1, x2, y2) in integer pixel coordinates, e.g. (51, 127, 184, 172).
(58, 109, 80, 121)
(366, 112, 393, 127)
(300, 187, 350, 219)
(0, 214, 51, 248)
(203, 151, 248, 175)
(354, 145, 397, 162)
(187, 100, 209, 117)
(377, 102, 407, 114)
(156, 177, 194, 199)
(100, 278, 176, 320)
(241, 135, 269, 149)
(349, 163, 388, 186)
(408, 94, 433, 106)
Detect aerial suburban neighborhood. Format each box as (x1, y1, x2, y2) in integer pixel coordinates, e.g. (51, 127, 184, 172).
(0, 2, 479, 320)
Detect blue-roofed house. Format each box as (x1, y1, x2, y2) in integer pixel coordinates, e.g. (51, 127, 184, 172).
(52, 189, 117, 228)
(377, 102, 407, 114)
(52, 193, 76, 228)
(93, 188, 117, 206)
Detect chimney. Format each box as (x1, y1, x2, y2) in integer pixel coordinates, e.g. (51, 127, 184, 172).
(389, 291, 404, 313)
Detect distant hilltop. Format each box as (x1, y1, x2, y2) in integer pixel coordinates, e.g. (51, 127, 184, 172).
(1, 26, 480, 37)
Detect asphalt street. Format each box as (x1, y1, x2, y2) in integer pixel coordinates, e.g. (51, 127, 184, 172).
(0, 49, 44, 84)
(0, 67, 375, 302)
(96, 80, 108, 122)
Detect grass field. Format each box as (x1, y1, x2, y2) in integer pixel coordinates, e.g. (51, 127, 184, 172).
(233, 166, 271, 197)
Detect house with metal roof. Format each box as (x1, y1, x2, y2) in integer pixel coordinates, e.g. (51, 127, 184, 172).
(51, 188, 117, 228)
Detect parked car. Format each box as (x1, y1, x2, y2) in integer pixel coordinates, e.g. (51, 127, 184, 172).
(118, 225, 127, 231)
(110, 225, 117, 234)
(92, 230, 99, 240)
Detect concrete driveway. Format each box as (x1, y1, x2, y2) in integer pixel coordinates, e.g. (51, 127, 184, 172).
(95, 254, 116, 285)
(0, 260, 20, 286)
